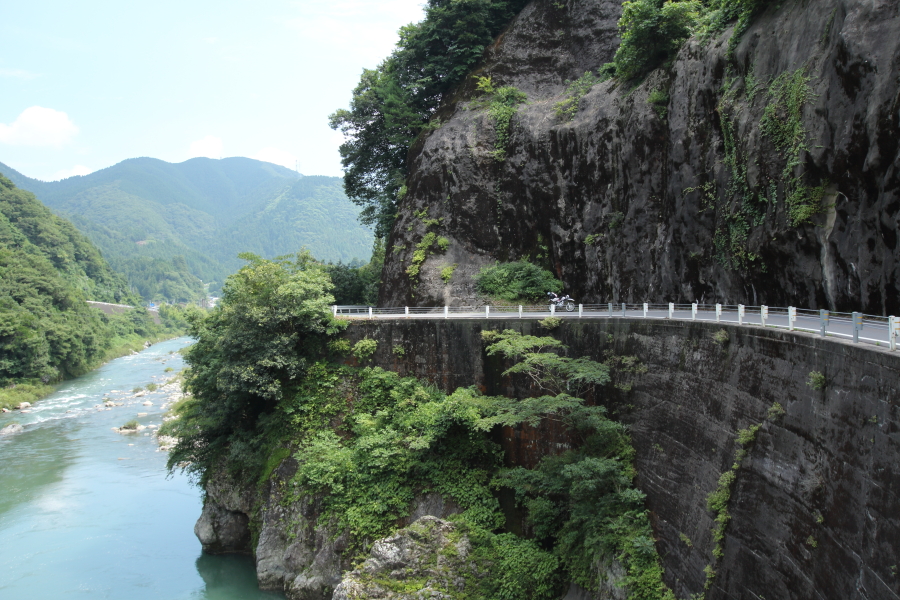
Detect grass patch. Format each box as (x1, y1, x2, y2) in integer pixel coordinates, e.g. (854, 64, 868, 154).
(0, 381, 55, 411)
(121, 419, 140, 430)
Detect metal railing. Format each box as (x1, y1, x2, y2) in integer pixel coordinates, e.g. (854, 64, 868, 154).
(333, 302, 900, 352)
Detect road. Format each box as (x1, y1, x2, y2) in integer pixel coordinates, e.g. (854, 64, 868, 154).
(334, 304, 898, 352)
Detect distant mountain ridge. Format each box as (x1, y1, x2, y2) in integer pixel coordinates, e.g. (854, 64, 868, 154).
(0, 157, 373, 302)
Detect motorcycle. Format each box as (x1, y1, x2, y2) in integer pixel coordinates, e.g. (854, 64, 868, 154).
(547, 292, 576, 312)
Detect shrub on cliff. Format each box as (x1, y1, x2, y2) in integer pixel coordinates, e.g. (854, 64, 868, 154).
(613, 0, 700, 81)
(475, 261, 563, 303)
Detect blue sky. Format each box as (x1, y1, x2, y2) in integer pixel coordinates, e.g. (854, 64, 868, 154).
(0, 0, 425, 181)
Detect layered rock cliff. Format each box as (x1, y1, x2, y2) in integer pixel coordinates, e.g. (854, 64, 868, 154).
(381, 0, 900, 314)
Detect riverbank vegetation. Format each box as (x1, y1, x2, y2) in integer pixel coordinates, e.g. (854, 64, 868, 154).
(0, 174, 192, 410)
(164, 252, 672, 599)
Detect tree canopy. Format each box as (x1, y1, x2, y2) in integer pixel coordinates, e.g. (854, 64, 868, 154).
(330, 0, 530, 237)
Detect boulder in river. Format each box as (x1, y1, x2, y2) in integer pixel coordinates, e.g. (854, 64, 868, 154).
(17, 402, 31, 410)
(1, 423, 24, 435)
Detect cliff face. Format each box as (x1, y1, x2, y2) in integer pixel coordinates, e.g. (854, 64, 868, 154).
(197, 318, 900, 598)
(380, 0, 900, 314)
(341, 318, 900, 599)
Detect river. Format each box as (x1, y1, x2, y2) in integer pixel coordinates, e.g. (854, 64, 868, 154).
(0, 337, 283, 600)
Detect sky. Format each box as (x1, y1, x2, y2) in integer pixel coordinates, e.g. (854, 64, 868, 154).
(0, 0, 426, 181)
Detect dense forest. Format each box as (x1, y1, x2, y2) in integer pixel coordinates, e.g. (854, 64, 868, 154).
(0, 174, 190, 409)
(0, 158, 374, 303)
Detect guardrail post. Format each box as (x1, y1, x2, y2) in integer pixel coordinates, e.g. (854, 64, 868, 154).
(550, 304, 555, 316)
(332, 305, 337, 317)
(608, 303, 613, 317)
(789, 306, 796, 331)
(761, 305, 768, 327)
(444, 305, 448, 319)
(891, 316, 898, 351)
(852, 311, 862, 343)
(405, 306, 409, 319)
(738, 304, 745, 325)
(820, 309, 829, 337)
(668, 302, 674, 319)
(368, 306, 373, 319)
(643, 303, 648, 318)
(622, 303, 626, 317)
(519, 305, 523, 319)
(715, 303, 722, 322)
(486, 305, 490, 319)
(578, 304, 583, 318)
(691, 303, 697, 321)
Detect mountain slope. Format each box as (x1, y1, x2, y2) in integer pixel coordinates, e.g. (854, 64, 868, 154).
(0, 173, 181, 397)
(0, 158, 374, 301)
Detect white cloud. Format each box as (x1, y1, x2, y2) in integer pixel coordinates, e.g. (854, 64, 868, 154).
(188, 135, 223, 158)
(48, 165, 92, 181)
(0, 68, 39, 79)
(0, 106, 79, 147)
(253, 147, 298, 170)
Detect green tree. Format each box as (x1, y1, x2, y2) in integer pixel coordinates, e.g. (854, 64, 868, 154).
(330, 0, 530, 236)
(167, 251, 345, 483)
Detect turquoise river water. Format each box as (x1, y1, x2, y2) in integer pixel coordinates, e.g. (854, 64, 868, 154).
(0, 337, 284, 600)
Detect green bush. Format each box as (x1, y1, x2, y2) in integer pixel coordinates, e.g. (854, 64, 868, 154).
(328, 339, 352, 356)
(146, 383, 158, 392)
(475, 261, 563, 302)
(440, 264, 457, 283)
(121, 419, 139, 430)
(132, 386, 143, 393)
(352, 338, 378, 361)
(807, 371, 826, 390)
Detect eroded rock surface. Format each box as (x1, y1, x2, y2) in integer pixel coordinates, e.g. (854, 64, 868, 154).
(382, 0, 900, 315)
(332, 517, 477, 600)
(199, 456, 463, 600)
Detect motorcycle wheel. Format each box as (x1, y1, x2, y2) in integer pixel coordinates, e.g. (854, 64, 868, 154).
(565, 301, 575, 312)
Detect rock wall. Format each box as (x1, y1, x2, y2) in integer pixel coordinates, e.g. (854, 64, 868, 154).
(381, 0, 900, 315)
(197, 458, 463, 599)
(341, 318, 900, 599)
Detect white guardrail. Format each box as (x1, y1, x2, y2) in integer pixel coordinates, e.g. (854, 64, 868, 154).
(333, 303, 900, 352)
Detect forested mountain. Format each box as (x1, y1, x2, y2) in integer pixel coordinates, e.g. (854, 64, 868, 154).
(0, 174, 187, 408)
(0, 158, 374, 302)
